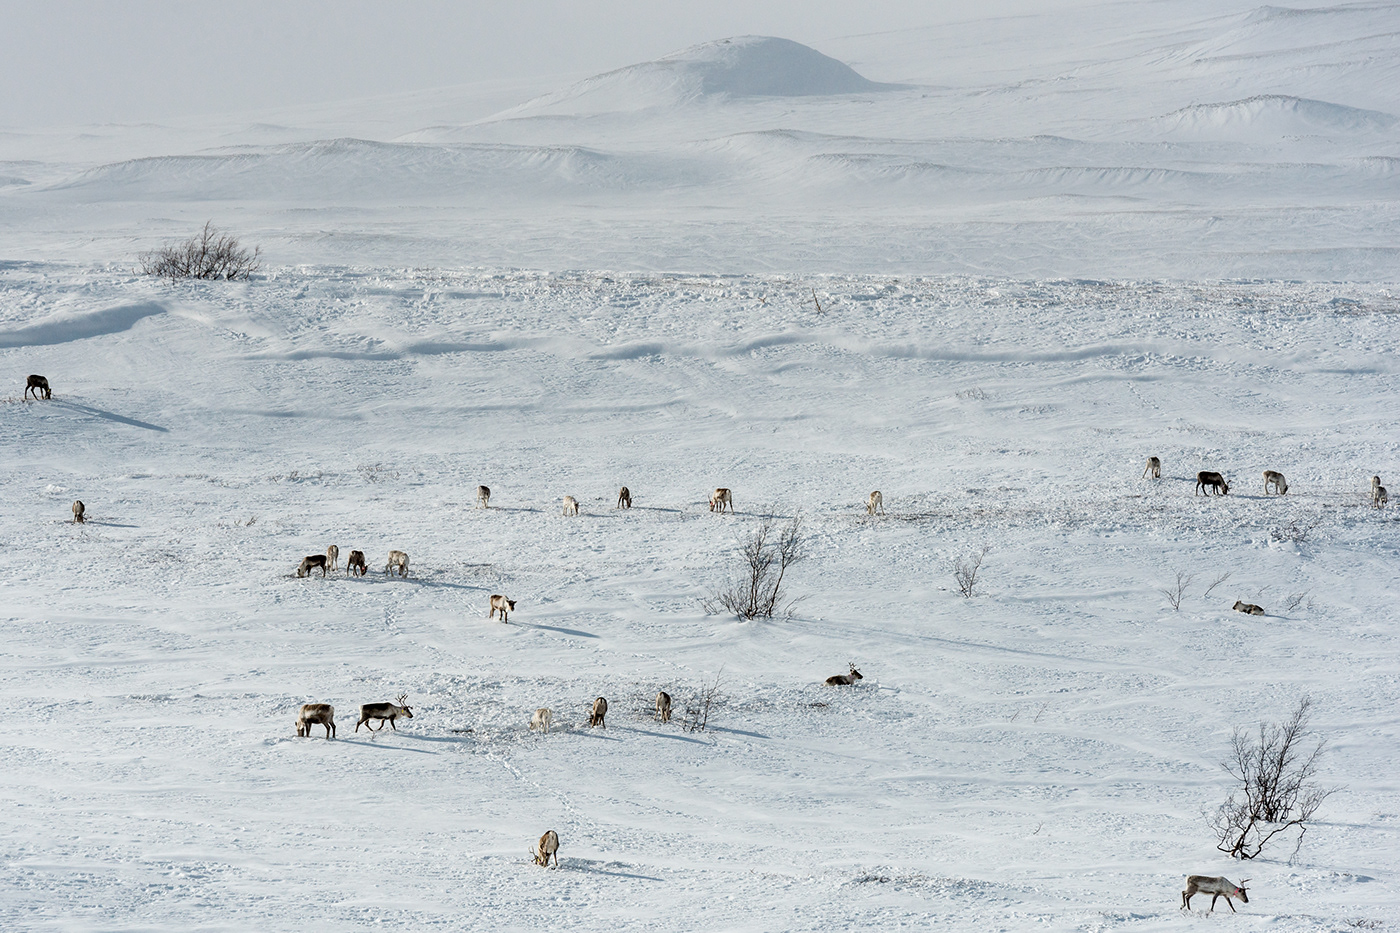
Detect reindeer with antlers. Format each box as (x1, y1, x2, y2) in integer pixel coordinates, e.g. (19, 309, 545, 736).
(355, 695, 413, 732)
(1181, 875, 1249, 913)
(825, 663, 864, 686)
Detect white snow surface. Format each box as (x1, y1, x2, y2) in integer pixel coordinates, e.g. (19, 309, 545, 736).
(2, 266, 1399, 931)
(3, 2, 1400, 930)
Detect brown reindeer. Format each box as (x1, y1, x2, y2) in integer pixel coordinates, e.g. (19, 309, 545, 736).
(25, 375, 51, 400)
(1263, 470, 1288, 495)
(709, 487, 733, 513)
(346, 550, 368, 576)
(825, 663, 864, 686)
(1196, 471, 1229, 496)
(1143, 456, 1161, 479)
(534, 830, 560, 868)
(296, 703, 336, 738)
(617, 486, 632, 509)
(1182, 875, 1249, 913)
(589, 696, 608, 728)
(71, 500, 85, 523)
(477, 485, 491, 509)
(655, 691, 672, 723)
(297, 554, 328, 578)
(1233, 600, 1265, 616)
(355, 695, 413, 732)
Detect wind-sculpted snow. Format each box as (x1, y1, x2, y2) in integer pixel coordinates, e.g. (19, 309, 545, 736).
(1154, 95, 1398, 140)
(3, 264, 1400, 930)
(0, 301, 165, 347)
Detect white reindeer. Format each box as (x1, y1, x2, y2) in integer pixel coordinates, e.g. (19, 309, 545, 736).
(710, 487, 733, 513)
(326, 544, 340, 571)
(1181, 875, 1249, 913)
(825, 663, 864, 686)
(534, 829, 560, 868)
(866, 490, 885, 515)
(655, 691, 672, 723)
(295, 703, 336, 738)
(72, 500, 85, 523)
(385, 550, 409, 577)
(489, 595, 516, 623)
(1263, 470, 1288, 495)
(355, 695, 413, 732)
(1233, 600, 1265, 616)
(1373, 476, 1388, 508)
(477, 485, 491, 509)
(562, 495, 580, 516)
(1143, 456, 1161, 479)
(530, 708, 552, 733)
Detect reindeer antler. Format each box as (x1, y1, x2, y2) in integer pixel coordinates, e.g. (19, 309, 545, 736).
(396, 693, 409, 706)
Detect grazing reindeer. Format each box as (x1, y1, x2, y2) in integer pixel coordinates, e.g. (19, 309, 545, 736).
(346, 550, 368, 576)
(355, 694, 413, 732)
(562, 495, 580, 516)
(297, 554, 328, 578)
(1373, 476, 1388, 508)
(385, 550, 409, 577)
(825, 663, 864, 686)
(655, 691, 672, 723)
(71, 500, 85, 523)
(325, 544, 340, 571)
(1263, 470, 1288, 495)
(1182, 875, 1249, 913)
(477, 485, 491, 509)
(1233, 600, 1266, 616)
(866, 490, 885, 515)
(1196, 471, 1229, 496)
(296, 703, 336, 738)
(589, 696, 608, 728)
(530, 708, 552, 733)
(489, 595, 516, 623)
(709, 487, 733, 513)
(534, 830, 560, 868)
(25, 374, 51, 400)
(1143, 456, 1161, 479)
(617, 486, 632, 509)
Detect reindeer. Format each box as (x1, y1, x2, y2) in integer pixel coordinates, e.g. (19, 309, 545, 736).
(71, 500, 85, 523)
(1143, 456, 1161, 479)
(355, 695, 413, 732)
(1263, 470, 1288, 495)
(562, 495, 580, 516)
(1196, 471, 1229, 496)
(866, 490, 885, 515)
(477, 485, 491, 509)
(617, 486, 632, 509)
(530, 708, 552, 733)
(655, 691, 672, 723)
(296, 703, 336, 738)
(534, 830, 560, 868)
(709, 487, 733, 513)
(589, 696, 608, 728)
(24, 374, 51, 400)
(325, 544, 340, 571)
(1181, 875, 1249, 913)
(346, 550, 368, 576)
(1373, 476, 1388, 508)
(825, 663, 864, 686)
(385, 550, 409, 577)
(297, 554, 328, 578)
(489, 595, 516, 623)
(1233, 600, 1265, 616)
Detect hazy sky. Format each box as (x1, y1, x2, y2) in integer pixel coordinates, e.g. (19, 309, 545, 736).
(0, 0, 1081, 127)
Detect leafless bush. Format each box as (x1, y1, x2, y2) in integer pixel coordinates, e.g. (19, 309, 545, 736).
(703, 512, 806, 620)
(1204, 571, 1233, 598)
(357, 463, 400, 483)
(1210, 696, 1337, 860)
(953, 545, 990, 598)
(1161, 570, 1194, 611)
(681, 670, 725, 733)
(140, 221, 261, 280)
(1271, 513, 1325, 545)
(1285, 591, 1313, 613)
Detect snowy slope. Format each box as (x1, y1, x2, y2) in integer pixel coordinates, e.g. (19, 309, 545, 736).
(2, 266, 1399, 931)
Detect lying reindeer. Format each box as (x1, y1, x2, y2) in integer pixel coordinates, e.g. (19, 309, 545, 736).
(1233, 600, 1265, 616)
(534, 829, 560, 868)
(826, 663, 864, 686)
(296, 703, 336, 738)
(1181, 875, 1249, 913)
(346, 550, 368, 576)
(297, 554, 328, 578)
(355, 694, 413, 732)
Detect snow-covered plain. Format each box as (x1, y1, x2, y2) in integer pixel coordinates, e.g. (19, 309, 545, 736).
(3, 2, 1400, 931)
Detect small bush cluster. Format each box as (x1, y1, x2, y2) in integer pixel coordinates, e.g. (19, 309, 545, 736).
(140, 221, 261, 280)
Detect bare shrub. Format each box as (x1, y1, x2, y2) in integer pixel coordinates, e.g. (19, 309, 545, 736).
(140, 221, 261, 280)
(1285, 591, 1312, 613)
(953, 545, 990, 598)
(1210, 696, 1337, 860)
(1271, 513, 1324, 545)
(1204, 571, 1233, 598)
(703, 511, 806, 620)
(1161, 570, 1194, 611)
(681, 670, 725, 733)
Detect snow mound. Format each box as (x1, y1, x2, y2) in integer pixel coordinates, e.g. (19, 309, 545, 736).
(501, 36, 895, 117)
(1153, 95, 1397, 140)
